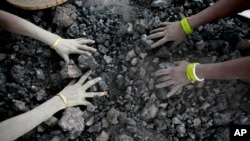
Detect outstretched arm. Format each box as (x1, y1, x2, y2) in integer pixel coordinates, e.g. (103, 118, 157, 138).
(196, 56, 250, 80)
(0, 71, 107, 141)
(0, 96, 65, 141)
(0, 10, 59, 46)
(154, 56, 250, 97)
(188, 0, 250, 29)
(147, 0, 250, 49)
(0, 10, 96, 63)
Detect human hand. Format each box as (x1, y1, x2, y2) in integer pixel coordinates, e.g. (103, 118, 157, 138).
(54, 38, 97, 64)
(147, 21, 186, 49)
(154, 61, 190, 98)
(58, 70, 107, 107)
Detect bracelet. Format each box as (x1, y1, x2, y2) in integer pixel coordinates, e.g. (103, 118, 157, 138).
(180, 18, 194, 35)
(57, 93, 68, 108)
(186, 63, 196, 82)
(51, 37, 62, 49)
(186, 63, 204, 82)
(193, 63, 204, 81)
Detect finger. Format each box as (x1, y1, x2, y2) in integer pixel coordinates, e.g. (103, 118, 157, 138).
(156, 80, 175, 88)
(155, 69, 171, 76)
(85, 91, 107, 98)
(159, 22, 171, 26)
(77, 70, 92, 84)
(82, 100, 92, 106)
(62, 54, 70, 64)
(147, 32, 165, 39)
(78, 45, 97, 52)
(68, 79, 77, 85)
(73, 50, 92, 56)
(82, 77, 102, 90)
(77, 38, 95, 44)
(151, 38, 170, 49)
(170, 40, 182, 49)
(167, 84, 184, 98)
(157, 75, 171, 82)
(150, 27, 166, 34)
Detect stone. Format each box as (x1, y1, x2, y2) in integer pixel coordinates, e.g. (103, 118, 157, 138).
(67, 23, 80, 37)
(45, 116, 58, 127)
(78, 54, 99, 70)
(155, 47, 171, 59)
(12, 100, 29, 112)
(53, 4, 77, 28)
(172, 117, 182, 125)
(176, 123, 186, 137)
(118, 134, 133, 141)
(36, 90, 47, 101)
(96, 131, 109, 141)
(58, 107, 85, 139)
(107, 108, 120, 124)
(131, 58, 138, 66)
(126, 50, 136, 61)
(151, 0, 172, 7)
(103, 55, 113, 64)
(60, 60, 82, 79)
(141, 103, 159, 120)
(193, 118, 201, 127)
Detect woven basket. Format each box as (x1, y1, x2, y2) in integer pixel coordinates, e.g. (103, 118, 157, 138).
(7, 0, 68, 10)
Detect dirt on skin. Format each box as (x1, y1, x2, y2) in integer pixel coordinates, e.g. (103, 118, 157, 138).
(0, 0, 250, 140)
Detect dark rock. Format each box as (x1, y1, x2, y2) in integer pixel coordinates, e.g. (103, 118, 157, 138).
(67, 23, 80, 37)
(53, 4, 77, 28)
(141, 103, 158, 120)
(78, 54, 99, 70)
(151, 0, 172, 7)
(107, 108, 120, 125)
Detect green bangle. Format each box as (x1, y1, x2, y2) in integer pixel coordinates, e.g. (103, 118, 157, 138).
(180, 18, 194, 35)
(186, 63, 204, 82)
(186, 63, 197, 82)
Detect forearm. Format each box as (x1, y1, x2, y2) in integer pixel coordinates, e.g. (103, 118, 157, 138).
(0, 96, 64, 141)
(0, 10, 59, 46)
(196, 56, 250, 80)
(188, 0, 250, 29)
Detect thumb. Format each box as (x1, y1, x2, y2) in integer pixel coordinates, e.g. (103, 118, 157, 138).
(62, 54, 70, 64)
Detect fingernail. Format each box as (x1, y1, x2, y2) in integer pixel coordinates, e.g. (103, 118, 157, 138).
(98, 77, 102, 81)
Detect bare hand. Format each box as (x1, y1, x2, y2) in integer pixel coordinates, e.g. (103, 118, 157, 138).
(155, 61, 190, 98)
(59, 70, 107, 107)
(147, 21, 186, 49)
(55, 38, 97, 64)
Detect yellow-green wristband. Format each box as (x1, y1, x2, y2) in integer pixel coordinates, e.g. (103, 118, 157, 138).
(180, 18, 194, 35)
(186, 63, 204, 82)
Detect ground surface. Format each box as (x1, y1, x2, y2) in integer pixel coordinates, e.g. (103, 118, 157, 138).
(0, 0, 250, 141)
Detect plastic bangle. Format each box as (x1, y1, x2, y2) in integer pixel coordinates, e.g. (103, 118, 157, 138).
(51, 37, 62, 49)
(180, 18, 194, 35)
(57, 93, 68, 107)
(193, 63, 204, 81)
(188, 63, 196, 81)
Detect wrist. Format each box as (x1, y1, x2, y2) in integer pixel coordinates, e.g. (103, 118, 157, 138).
(51, 96, 65, 111)
(195, 64, 205, 80)
(180, 17, 194, 35)
(186, 63, 204, 82)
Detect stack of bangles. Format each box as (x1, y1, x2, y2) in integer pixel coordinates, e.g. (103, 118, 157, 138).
(186, 63, 204, 83)
(180, 17, 193, 35)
